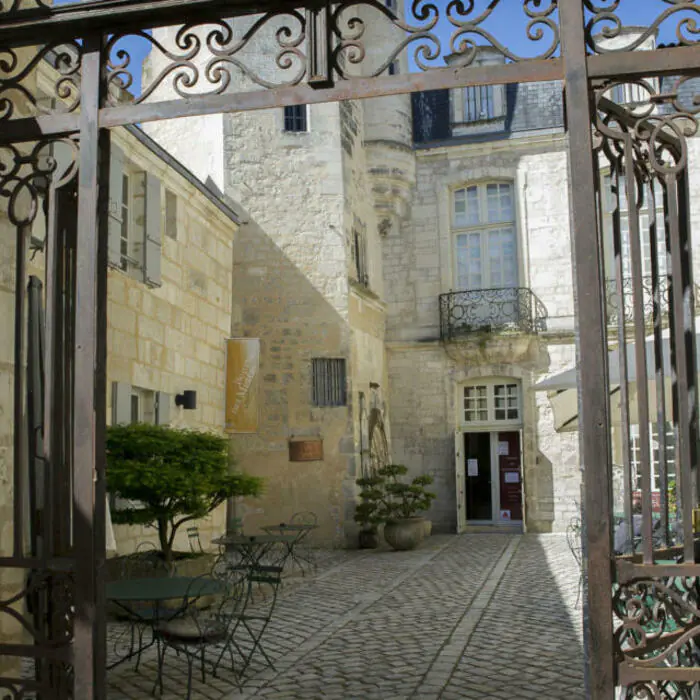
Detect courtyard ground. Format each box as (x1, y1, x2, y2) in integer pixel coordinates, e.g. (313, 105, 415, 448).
(107, 533, 585, 700)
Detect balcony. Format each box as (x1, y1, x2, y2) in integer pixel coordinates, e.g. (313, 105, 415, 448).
(605, 276, 668, 328)
(439, 287, 548, 341)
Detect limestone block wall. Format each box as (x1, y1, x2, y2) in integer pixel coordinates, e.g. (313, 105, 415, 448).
(383, 132, 581, 533)
(535, 341, 581, 531)
(106, 128, 237, 554)
(387, 339, 552, 532)
(229, 208, 353, 547)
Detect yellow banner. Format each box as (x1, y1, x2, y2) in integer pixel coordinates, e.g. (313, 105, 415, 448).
(225, 338, 260, 433)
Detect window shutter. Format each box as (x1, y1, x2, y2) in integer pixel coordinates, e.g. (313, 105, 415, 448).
(112, 381, 132, 425)
(144, 172, 162, 287)
(156, 391, 170, 425)
(107, 143, 124, 268)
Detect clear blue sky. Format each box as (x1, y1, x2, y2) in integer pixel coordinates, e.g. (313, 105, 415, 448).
(53, 0, 689, 98)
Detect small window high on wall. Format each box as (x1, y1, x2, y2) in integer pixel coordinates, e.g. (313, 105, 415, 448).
(284, 105, 308, 132)
(312, 359, 347, 407)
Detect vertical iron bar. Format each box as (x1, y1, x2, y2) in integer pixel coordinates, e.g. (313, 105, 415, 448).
(13, 223, 28, 558)
(665, 173, 695, 563)
(94, 129, 110, 700)
(611, 159, 634, 546)
(560, 0, 615, 696)
(73, 32, 107, 700)
(622, 137, 653, 564)
(44, 184, 60, 561)
(648, 178, 669, 548)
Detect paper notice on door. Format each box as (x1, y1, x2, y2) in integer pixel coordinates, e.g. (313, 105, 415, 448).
(467, 459, 478, 476)
(504, 472, 520, 484)
(500, 510, 512, 520)
(498, 441, 509, 456)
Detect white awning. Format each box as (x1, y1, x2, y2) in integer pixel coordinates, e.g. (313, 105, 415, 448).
(535, 326, 700, 433)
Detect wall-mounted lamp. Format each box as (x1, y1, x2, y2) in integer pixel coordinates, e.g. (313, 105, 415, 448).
(175, 390, 197, 410)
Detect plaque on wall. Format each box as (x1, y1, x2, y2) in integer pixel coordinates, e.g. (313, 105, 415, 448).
(289, 439, 324, 462)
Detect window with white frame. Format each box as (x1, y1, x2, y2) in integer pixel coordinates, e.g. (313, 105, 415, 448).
(602, 173, 667, 280)
(453, 182, 517, 291)
(630, 422, 675, 492)
(463, 380, 521, 424)
(450, 51, 506, 127)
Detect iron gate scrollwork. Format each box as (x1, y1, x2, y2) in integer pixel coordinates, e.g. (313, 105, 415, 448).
(1, 0, 700, 698)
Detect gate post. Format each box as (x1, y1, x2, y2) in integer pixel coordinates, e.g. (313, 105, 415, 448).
(73, 32, 109, 700)
(559, 0, 615, 697)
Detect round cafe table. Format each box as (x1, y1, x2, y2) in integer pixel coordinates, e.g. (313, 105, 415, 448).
(106, 576, 224, 669)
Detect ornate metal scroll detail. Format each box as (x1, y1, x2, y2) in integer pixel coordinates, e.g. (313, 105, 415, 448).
(614, 577, 700, 678)
(624, 680, 695, 699)
(106, 12, 307, 103)
(332, 0, 559, 76)
(606, 276, 669, 327)
(105, 0, 561, 104)
(585, 1, 700, 54)
(439, 287, 548, 342)
(594, 77, 699, 178)
(0, 570, 75, 649)
(0, 42, 81, 121)
(0, 138, 78, 226)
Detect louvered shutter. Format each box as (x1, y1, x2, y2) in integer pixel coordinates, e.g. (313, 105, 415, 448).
(144, 172, 162, 287)
(112, 382, 132, 425)
(107, 143, 124, 268)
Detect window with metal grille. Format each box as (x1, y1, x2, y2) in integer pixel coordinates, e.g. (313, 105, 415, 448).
(312, 358, 347, 407)
(284, 105, 308, 132)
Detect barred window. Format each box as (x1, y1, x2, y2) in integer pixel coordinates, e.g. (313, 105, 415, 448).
(284, 105, 308, 132)
(312, 358, 347, 407)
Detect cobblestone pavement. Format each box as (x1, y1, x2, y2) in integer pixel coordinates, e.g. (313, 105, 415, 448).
(106, 534, 585, 700)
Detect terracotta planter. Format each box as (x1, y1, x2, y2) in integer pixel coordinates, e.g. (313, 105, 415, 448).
(358, 529, 380, 549)
(383, 518, 425, 551)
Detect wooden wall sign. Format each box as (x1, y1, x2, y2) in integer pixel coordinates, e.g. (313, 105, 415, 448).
(289, 439, 324, 462)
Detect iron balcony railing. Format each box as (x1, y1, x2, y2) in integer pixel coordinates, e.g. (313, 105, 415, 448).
(439, 287, 548, 341)
(605, 276, 669, 327)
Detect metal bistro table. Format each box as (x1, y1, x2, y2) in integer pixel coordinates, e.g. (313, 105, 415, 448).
(261, 523, 319, 575)
(212, 533, 297, 572)
(106, 576, 224, 669)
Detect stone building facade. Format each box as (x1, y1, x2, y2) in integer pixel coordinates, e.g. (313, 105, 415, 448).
(0, 120, 240, 570)
(142, 28, 583, 540)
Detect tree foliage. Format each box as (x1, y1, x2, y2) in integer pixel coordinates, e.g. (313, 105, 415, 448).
(106, 424, 263, 561)
(355, 464, 436, 528)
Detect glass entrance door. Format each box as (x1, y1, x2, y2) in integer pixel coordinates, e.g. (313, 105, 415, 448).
(465, 432, 492, 521)
(464, 430, 523, 522)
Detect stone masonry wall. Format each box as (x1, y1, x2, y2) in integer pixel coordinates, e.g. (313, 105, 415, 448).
(383, 133, 582, 533)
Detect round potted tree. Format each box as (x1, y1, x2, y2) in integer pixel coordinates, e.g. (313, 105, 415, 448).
(375, 464, 436, 551)
(106, 424, 263, 571)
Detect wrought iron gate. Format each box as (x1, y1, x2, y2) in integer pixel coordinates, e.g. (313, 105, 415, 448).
(1, 0, 700, 697)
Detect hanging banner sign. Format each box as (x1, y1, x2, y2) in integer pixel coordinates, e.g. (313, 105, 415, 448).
(225, 338, 260, 433)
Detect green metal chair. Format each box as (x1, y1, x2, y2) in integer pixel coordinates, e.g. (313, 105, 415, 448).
(152, 570, 247, 700)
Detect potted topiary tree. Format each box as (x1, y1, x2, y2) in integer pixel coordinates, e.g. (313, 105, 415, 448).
(376, 464, 436, 551)
(106, 424, 263, 567)
(354, 473, 385, 549)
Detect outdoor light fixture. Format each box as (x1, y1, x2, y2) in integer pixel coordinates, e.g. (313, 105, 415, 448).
(175, 390, 197, 410)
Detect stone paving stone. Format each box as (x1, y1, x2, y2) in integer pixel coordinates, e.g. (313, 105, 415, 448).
(106, 534, 584, 700)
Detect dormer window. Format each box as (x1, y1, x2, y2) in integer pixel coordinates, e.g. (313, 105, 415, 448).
(448, 49, 506, 132)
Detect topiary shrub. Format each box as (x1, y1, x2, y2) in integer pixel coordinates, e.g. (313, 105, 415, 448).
(106, 424, 263, 563)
